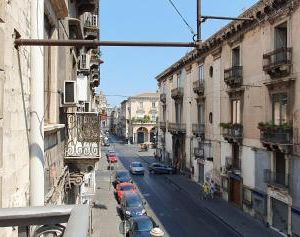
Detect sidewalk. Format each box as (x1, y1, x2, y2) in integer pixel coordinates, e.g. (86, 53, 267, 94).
(163, 174, 281, 237)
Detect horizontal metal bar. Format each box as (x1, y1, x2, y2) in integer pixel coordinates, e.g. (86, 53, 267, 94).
(0, 205, 74, 227)
(15, 39, 197, 47)
(63, 205, 90, 237)
(202, 15, 253, 21)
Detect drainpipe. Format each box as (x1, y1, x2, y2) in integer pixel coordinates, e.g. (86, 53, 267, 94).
(30, 0, 44, 206)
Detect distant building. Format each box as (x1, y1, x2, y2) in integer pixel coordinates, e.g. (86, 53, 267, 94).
(120, 93, 159, 144)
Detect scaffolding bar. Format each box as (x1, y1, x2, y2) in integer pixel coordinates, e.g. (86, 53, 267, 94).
(15, 39, 197, 47)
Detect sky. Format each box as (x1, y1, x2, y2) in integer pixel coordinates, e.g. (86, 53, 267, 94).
(99, 0, 259, 107)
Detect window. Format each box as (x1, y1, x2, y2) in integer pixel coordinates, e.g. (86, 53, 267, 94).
(152, 102, 156, 108)
(209, 112, 213, 124)
(232, 99, 241, 124)
(272, 93, 287, 125)
(275, 22, 287, 49)
(232, 47, 240, 66)
(175, 103, 182, 123)
(139, 102, 143, 108)
(92, 15, 98, 26)
(198, 104, 205, 124)
(209, 66, 213, 78)
(151, 114, 156, 122)
(198, 64, 204, 82)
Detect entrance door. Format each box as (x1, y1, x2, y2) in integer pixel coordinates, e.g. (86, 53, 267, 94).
(198, 163, 204, 184)
(230, 178, 241, 206)
(137, 132, 144, 144)
(272, 198, 288, 234)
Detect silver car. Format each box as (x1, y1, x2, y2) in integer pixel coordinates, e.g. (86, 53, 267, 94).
(129, 162, 145, 175)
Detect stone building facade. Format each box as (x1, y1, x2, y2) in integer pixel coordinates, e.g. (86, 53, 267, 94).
(120, 93, 159, 144)
(0, 0, 101, 236)
(156, 0, 300, 235)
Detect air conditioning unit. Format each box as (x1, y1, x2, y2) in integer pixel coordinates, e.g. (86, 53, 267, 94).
(79, 54, 90, 70)
(64, 81, 77, 104)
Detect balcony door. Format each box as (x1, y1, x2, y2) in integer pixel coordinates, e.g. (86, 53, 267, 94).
(272, 93, 287, 125)
(275, 22, 287, 63)
(198, 104, 205, 125)
(232, 99, 241, 124)
(232, 47, 240, 67)
(275, 151, 286, 186)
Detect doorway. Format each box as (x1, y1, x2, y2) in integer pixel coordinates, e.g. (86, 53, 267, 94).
(230, 177, 241, 206)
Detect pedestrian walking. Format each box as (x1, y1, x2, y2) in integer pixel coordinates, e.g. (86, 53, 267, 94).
(210, 180, 216, 199)
(202, 181, 210, 200)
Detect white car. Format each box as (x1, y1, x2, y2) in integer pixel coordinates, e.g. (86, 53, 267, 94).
(129, 162, 145, 175)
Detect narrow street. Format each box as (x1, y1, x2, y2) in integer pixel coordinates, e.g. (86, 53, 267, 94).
(92, 136, 281, 237)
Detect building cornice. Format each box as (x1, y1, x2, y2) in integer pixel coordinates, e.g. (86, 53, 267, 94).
(155, 0, 300, 81)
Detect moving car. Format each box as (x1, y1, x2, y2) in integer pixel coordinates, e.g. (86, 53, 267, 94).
(120, 192, 146, 219)
(106, 150, 115, 158)
(126, 216, 158, 237)
(114, 170, 132, 187)
(107, 153, 118, 163)
(129, 162, 145, 175)
(115, 182, 137, 202)
(148, 163, 175, 174)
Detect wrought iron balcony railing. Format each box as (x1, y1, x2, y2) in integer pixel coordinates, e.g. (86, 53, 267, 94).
(171, 87, 184, 100)
(264, 169, 289, 189)
(258, 124, 293, 145)
(192, 123, 205, 136)
(193, 80, 205, 96)
(168, 122, 186, 133)
(221, 123, 243, 143)
(159, 121, 166, 131)
(263, 47, 292, 78)
(194, 147, 204, 159)
(160, 93, 166, 103)
(224, 66, 243, 87)
(0, 205, 90, 237)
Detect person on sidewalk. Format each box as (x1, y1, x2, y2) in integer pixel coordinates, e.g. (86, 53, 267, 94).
(210, 180, 216, 199)
(202, 181, 210, 200)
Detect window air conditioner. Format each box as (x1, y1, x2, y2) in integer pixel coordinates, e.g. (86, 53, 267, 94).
(64, 81, 77, 104)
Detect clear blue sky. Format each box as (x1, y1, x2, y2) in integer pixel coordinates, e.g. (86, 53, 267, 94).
(99, 0, 258, 106)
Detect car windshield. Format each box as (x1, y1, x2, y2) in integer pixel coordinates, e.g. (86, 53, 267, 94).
(121, 185, 134, 191)
(134, 218, 154, 232)
(126, 196, 142, 208)
(117, 172, 130, 179)
(132, 163, 143, 167)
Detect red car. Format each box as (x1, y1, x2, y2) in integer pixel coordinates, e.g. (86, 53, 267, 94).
(107, 154, 118, 163)
(115, 182, 137, 202)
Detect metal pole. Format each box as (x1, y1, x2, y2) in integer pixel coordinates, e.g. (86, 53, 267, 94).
(15, 39, 196, 48)
(197, 0, 201, 42)
(30, 0, 44, 206)
(201, 15, 253, 21)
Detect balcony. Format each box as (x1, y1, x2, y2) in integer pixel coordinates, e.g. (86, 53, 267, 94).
(160, 93, 166, 104)
(258, 123, 293, 147)
(193, 80, 205, 96)
(68, 18, 83, 39)
(168, 122, 186, 134)
(83, 13, 99, 40)
(224, 66, 243, 87)
(220, 123, 243, 143)
(0, 205, 90, 237)
(264, 169, 289, 190)
(171, 87, 184, 100)
(263, 47, 292, 78)
(192, 123, 205, 137)
(160, 121, 166, 131)
(77, 0, 98, 15)
(225, 156, 241, 175)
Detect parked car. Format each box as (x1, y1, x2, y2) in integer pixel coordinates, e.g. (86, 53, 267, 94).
(129, 162, 145, 175)
(115, 182, 137, 202)
(107, 153, 118, 163)
(148, 163, 175, 174)
(114, 170, 132, 187)
(121, 216, 158, 237)
(120, 192, 146, 219)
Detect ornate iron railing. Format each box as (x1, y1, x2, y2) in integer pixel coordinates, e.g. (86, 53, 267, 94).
(65, 113, 100, 158)
(260, 127, 293, 145)
(171, 87, 184, 100)
(263, 47, 292, 77)
(168, 122, 186, 133)
(224, 66, 243, 87)
(222, 124, 243, 142)
(193, 80, 205, 95)
(192, 123, 205, 135)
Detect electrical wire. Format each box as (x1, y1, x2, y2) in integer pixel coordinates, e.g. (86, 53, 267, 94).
(166, 0, 196, 36)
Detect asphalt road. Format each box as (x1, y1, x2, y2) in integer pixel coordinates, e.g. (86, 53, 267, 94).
(105, 137, 241, 237)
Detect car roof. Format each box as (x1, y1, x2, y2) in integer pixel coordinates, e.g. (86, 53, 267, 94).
(123, 192, 140, 199)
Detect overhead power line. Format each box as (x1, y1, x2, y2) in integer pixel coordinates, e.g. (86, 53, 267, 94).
(166, 0, 196, 37)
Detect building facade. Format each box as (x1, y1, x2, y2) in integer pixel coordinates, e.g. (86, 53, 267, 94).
(156, 0, 300, 235)
(120, 93, 159, 144)
(0, 0, 101, 236)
